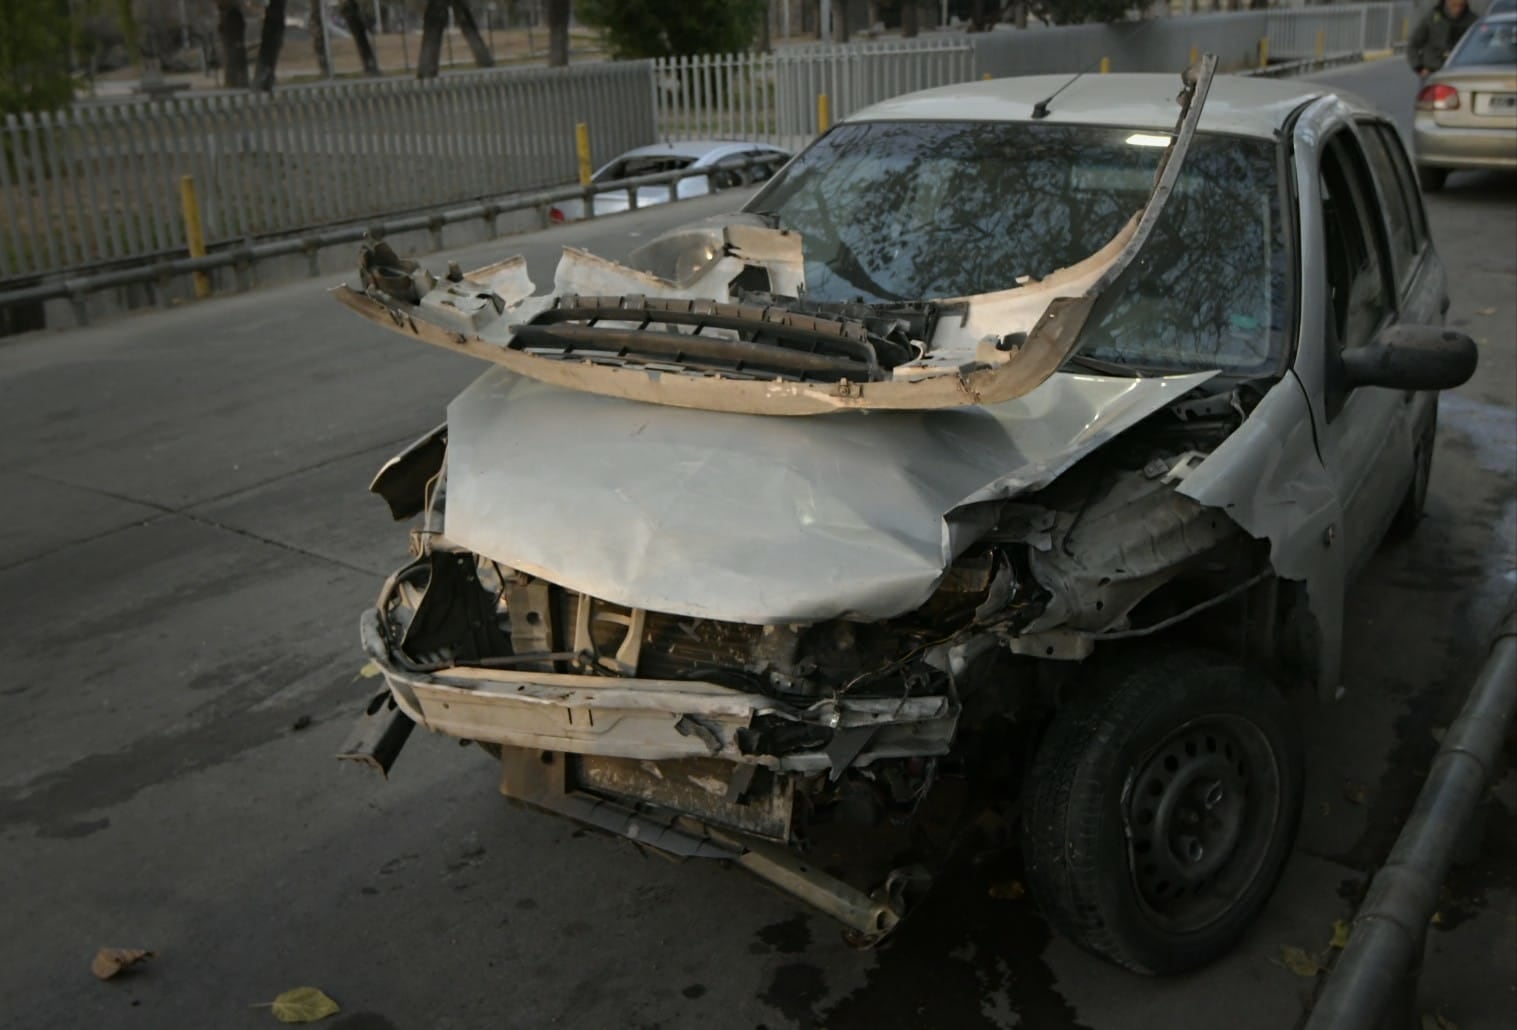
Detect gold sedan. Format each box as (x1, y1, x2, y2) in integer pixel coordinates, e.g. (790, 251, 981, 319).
(1414, 11, 1517, 190)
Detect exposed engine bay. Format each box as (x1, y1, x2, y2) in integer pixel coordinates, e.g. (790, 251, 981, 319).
(345, 375, 1293, 942)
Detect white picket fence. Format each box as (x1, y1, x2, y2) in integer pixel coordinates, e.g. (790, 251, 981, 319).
(653, 38, 976, 148)
(652, 2, 1414, 147)
(0, 62, 655, 280)
(1266, 1, 1415, 59)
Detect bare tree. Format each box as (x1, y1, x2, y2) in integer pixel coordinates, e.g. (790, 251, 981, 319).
(310, 0, 329, 76)
(449, 0, 494, 67)
(339, 0, 382, 74)
(217, 0, 249, 87)
(417, 0, 448, 77)
(253, 0, 287, 91)
(546, 0, 569, 66)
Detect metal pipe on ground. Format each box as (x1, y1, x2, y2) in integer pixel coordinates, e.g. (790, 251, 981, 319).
(1305, 603, 1517, 1030)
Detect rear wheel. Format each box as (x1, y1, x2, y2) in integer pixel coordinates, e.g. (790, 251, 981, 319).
(1418, 165, 1448, 192)
(1021, 651, 1304, 975)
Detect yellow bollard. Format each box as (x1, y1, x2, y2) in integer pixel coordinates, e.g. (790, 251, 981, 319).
(1258, 36, 1269, 69)
(1100, 56, 1111, 74)
(178, 175, 210, 300)
(574, 122, 592, 188)
(1189, 45, 1198, 67)
(1401, 16, 1409, 41)
(817, 93, 830, 134)
(1315, 29, 1325, 59)
(983, 72, 992, 80)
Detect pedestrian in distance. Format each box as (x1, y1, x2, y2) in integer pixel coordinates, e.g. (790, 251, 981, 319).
(1407, 0, 1481, 77)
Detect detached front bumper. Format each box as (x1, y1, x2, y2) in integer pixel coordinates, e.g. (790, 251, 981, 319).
(347, 605, 953, 944)
(356, 608, 958, 773)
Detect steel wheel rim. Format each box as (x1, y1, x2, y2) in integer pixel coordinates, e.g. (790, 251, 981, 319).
(1124, 714, 1283, 933)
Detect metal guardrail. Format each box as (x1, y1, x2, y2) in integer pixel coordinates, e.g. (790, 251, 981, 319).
(0, 152, 788, 324)
(1306, 604, 1517, 1030)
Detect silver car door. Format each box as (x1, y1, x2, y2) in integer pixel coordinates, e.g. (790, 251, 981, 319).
(1309, 129, 1414, 577)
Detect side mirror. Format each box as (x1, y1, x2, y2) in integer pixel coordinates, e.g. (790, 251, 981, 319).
(1340, 324, 1478, 391)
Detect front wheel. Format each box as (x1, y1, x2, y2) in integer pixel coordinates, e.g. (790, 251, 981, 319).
(1021, 651, 1304, 975)
(1418, 165, 1448, 192)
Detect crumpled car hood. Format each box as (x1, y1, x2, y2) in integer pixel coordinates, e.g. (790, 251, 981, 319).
(444, 366, 1214, 623)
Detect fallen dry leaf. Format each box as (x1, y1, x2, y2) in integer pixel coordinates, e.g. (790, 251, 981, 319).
(269, 986, 340, 1024)
(91, 948, 154, 981)
(1431, 911, 1444, 926)
(1343, 781, 1369, 805)
(1279, 946, 1323, 977)
(358, 661, 381, 679)
(989, 880, 1026, 901)
(1475, 307, 1496, 316)
(1330, 919, 1351, 949)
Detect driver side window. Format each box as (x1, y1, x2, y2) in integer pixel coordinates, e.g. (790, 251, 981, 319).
(1318, 135, 1394, 354)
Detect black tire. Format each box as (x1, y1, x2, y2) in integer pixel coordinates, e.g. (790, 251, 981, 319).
(1021, 651, 1304, 975)
(1388, 396, 1438, 541)
(1418, 165, 1448, 192)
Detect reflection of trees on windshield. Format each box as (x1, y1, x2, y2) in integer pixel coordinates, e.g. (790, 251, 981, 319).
(1081, 143, 1284, 373)
(752, 121, 1284, 375)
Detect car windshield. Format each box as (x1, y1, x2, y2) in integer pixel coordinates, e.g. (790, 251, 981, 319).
(1447, 19, 1517, 66)
(747, 120, 1287, 375)
(596, 155, 696, 182)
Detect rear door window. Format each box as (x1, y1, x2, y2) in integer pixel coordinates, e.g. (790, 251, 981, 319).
(1319, 134, 1394, 355)
(1357, 122, 1420, 287)
(1368, 123, 1428, 253)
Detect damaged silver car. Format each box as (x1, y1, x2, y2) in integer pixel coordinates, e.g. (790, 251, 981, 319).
(336, 60, 1477, 974)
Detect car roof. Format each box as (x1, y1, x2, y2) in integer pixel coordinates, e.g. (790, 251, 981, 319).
(844, 73, 1376, 139)
(613, 140, 787, 163)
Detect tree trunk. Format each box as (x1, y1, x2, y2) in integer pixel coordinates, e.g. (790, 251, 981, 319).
(340, 0, 382, 74)
(310, 0, 329, 76)
(417, 0, 447, 77)
(449, 0, 494, 67)
(253, 0, 287, 91)
(833, 0, 850, 42)
(218, 0, 248, 88)
(759, 0, 772, 51)
(902, 0, 918, 37)
(546, 0, 570, 67)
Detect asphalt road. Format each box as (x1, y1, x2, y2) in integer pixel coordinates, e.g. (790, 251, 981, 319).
(2, 58, 1513, 1030)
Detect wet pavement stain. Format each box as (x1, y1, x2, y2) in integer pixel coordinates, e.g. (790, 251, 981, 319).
(48, 817, 110, 839)
(759, 962, 830, 1028)
(330, 1014, 398, 1030)
(681, 983, 707, 999)
(817, 846, 1091, 1030)
(756, 914, 812, 955)
(0, 692, 344, 838)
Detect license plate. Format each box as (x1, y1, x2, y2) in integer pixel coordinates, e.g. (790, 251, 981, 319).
(1474, 92, 1517, 114)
